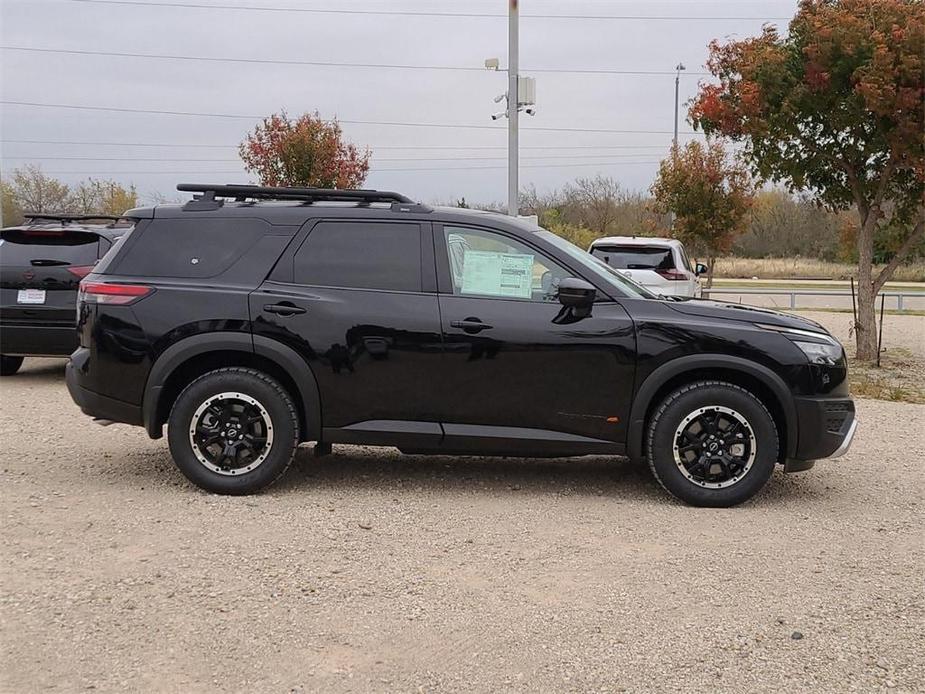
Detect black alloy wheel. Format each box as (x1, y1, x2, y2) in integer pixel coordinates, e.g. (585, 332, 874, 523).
(167, 367, 299, 494)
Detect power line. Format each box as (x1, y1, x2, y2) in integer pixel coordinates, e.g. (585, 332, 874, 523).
(0, 101, 699, 135)
(37, 160, 661, 175)
(379, 161, 660, 172)
(0, 138, 671, 150)
(67, 0, 789, 21)
(3, 152, 667, 163)
(1, 138, 237, 149)
(0, 46, 710, 77)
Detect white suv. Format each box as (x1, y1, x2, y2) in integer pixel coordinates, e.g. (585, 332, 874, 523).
(588, 236, 705, 298)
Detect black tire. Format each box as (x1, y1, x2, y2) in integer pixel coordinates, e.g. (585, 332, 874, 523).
(646, 380, 778, 507)
(167, 367, 299, 495)
(0, 355, 24, 376)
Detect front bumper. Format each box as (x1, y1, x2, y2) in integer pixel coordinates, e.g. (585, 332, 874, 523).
(792, 396, 857, 461)
(66, 348, 142, 425)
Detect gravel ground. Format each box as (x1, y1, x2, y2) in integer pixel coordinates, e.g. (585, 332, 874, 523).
(2, 355, 924, 693)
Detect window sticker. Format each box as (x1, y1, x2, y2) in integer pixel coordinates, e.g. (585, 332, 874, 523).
(460, 250, 534, 298)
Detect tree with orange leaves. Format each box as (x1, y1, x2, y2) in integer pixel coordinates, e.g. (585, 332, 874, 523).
(651, 141, 756, 288)
(690, 0, 924, 360)
(239, 111, 371, 190)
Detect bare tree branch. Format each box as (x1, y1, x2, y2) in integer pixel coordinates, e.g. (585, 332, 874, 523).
(874, 213, 925, 294)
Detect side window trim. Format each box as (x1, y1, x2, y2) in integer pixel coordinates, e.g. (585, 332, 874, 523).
(421, 222, 438, 293)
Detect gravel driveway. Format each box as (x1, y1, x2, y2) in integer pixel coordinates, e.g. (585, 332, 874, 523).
(1, 359, 923, 693)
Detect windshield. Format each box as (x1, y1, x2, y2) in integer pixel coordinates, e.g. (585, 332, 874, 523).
(536, 230, 658, 299)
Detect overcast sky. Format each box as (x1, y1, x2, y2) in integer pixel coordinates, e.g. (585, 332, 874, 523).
(0, 0, 798, 206)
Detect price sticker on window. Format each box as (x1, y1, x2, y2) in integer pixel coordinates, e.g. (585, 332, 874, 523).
(461, 250, 534, 299)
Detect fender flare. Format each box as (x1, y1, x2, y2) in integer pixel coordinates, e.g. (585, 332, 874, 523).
(626, 355, 797, 463)
(142, 332, 321, 441)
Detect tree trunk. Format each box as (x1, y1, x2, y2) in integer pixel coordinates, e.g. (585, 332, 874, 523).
(854, 212, 879, 362)
(706, 256, 716, 289)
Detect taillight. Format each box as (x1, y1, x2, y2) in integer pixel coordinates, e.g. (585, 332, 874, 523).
(78, 281, 153, 305)
(655, 269, 689, 281)
(67, 265, 95, 279)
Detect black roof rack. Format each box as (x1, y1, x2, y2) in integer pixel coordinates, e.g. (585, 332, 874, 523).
(177, 183, 419, 211)
(23, 212, 124, 224)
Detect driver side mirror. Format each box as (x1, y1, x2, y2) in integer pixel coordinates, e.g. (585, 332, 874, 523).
(695, 263, 708, 276)
(557, 277, 596, 308)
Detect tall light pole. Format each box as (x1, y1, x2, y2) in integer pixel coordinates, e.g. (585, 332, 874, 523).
(486, 2, 533, 217)
(673, 62, 686, 151)
(507, 0, 519, 216)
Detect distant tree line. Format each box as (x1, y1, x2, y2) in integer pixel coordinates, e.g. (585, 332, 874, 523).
(506, 174, 922, 265)
(1, 165, 138, 226)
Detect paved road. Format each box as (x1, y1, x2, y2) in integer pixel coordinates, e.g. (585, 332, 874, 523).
(1, 360, 923, 693)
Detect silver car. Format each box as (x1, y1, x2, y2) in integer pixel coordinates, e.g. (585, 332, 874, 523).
(588, 236, 706, 298)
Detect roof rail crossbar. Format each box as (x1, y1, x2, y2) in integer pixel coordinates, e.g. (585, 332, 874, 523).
(177, 183, 414, 205)
(23, 212, 124, 224)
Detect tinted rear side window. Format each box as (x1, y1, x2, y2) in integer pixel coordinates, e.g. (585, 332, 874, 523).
(293, 221, 422, 292)
(0, 229, 101, 267)
(590, 245, 676, 270)
(112, 218, 269, 278)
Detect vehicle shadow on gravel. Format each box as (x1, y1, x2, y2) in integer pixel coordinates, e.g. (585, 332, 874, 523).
(272, 447, 678, 503)
(5, 359, 67, 381)
(97, 441, 829, 507)
(273, 447, 832, 506)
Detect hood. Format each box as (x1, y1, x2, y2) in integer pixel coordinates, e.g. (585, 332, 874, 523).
(665, 298, 830, 334)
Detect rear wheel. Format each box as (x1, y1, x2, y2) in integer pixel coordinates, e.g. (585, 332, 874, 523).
(167, 367, 299, 494)
(0, 356, 24, 376)
(646, 380, 778, 507)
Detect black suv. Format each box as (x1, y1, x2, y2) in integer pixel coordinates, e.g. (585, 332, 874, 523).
(66, 184, 856, 506)
(1, 214, 127, 375)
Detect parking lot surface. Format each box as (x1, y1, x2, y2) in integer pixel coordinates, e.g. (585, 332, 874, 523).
(1, 359, 923, 693)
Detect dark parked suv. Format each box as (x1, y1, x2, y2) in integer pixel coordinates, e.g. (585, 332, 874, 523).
(66, 184, 856, 506)
(1, 214, 127, 375)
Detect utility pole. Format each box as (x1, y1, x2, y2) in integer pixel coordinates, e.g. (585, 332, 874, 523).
(669, 63, 686, 231)
(486, 3, 533, 216)
(508, 0, 519, 217)
(673, 63, 686, 151)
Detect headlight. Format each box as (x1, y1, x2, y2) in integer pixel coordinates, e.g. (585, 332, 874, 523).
(793, 340, 843, 365)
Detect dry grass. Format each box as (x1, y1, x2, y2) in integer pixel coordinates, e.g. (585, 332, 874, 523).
(849, 349, 925, 404)
(714, 257, 925, 282)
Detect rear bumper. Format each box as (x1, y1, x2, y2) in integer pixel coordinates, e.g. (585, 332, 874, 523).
(791, 396, 857, 461)
(0, 321, 76, 356)
(66, 348, 142, 425)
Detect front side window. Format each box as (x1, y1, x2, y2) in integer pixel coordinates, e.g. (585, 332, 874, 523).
(294, 221, 422, 292)
(443, 226, 569, 302)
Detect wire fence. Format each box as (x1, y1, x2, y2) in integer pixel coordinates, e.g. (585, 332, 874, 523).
(702, 288, 923, 312)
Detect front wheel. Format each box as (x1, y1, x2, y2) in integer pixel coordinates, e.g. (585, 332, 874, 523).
(646, 381, 779, 507)
(167, 367, 300, 494)
(0, 355, 24, 376)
